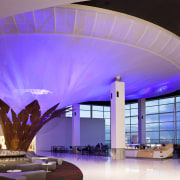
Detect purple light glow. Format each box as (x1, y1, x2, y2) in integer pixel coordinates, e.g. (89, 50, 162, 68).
(0, 34, 179, 110)
(0, 5, 179, 109)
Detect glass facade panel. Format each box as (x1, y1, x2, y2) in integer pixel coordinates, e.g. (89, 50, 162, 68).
(131, 132, 138, 136)
(80, 110, 91, 118)
(105, 119, 110, 126)
(160, 139, 174, 143)
(146, 123, 159, 131)
(131, 103, 138, 109)
(131, 116, 138, 124)
(177, 130, 180, 139)
(149, 139, 159, 143)
(104, 106, 110, 111)
(125, 125, 130, 132)
(125, 117, 130, 124)
(177, 97, 180, 102)
(160, 131, 174, 140)
(131, 124, 138, 132)
(146, 100, 158, 106)
(146, 114, 159, 123)
(131, 109, 138, 116)
(145, 95, 180, 144)
(105, 140, 111, 147)
(80, 105, 90, 110)
(159, 104, 174, 113)
(104, 111, 110, 118)
(74, 95, 180, 146)
(105, 133, 110, 140)
(92, 105, 103, 111)
(176, 103, 180, 111)
(105, 126, 110, 134)
(177, 112, 180, 121)
(92, 111, 103, 118)
(176, 121, 180, 130)
(125, 110, 130, 117)
(160, 113, 174, 122)
(160, 122, 174, 130)
(146, 106, 158, 114)
(125, 104, 130, 109)
(146, 131, 159, 140)
(159, 97, 174, 104)
(66, 111, 72, 117)
(65, 106, 72, 117)
(125, 135, 130, 144)
(125, 102, 138, 143)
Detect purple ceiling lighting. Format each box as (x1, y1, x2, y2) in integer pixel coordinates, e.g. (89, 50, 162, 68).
(0, 4, 179, 110)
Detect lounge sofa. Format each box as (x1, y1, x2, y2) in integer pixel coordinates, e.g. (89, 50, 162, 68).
(47, 156, 63, 165)
(16, 160, 42, 172)
(16, 160, 56, 172)
(0, 170, 46, 180)
(31, 156, 63, 165)
(26, 151, 63, 165)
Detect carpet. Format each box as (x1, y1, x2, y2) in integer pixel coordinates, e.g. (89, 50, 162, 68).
(46, 161, 83, 180)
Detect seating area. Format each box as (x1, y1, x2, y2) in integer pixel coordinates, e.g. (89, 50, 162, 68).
(0, 170, 46, 180)
(51, 144, 109, 156)
(0, 151, 65, 180)
(77, 144, 109, 156)
(16, 160, 56, 172)
(0, 157, 83, 180)
(51, 146, 67, 153)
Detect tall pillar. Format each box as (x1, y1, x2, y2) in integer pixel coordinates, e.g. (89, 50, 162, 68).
(72, 104, 80, 153)
(111, 79, 125, 160)
(138, 99, 146, 144)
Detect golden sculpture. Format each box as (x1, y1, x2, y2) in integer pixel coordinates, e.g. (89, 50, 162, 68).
(0, 99, 67, 151)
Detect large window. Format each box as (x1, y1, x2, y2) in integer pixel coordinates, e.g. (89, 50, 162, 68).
(92, 105, 111, 147)
(65, 95, 180, 146)
(145, 96, 179, 144)
(65, 104, 111, 147)
(125, 103, 138, 144)
(65, 106, 72, 117)
(103, 106, 111, 147)
(176, 96, 180, 143)
(80, 105, 91, 118)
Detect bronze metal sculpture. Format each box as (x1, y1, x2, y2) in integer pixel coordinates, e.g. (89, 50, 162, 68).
(0, 99, 67, 151)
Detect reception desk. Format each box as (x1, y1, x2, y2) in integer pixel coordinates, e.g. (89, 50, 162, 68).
(125, 144, 173, 159)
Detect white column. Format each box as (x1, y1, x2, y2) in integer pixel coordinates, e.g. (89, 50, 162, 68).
(111, 80, 125, 160)
(138, 99, 146, 144)
(72, 104, 80, 152)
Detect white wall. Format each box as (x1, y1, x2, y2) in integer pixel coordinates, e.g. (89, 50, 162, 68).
(36, 115, 105, 151)
(80, 118, 105, 146)
(36, 115, 72, 152)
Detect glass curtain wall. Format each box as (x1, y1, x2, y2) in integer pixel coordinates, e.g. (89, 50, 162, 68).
(176, 96, 180, 143)
(65, 106, 72, 117)
(125, 103, 138, 144)
(65, 95, 180, 146)
(65, 104, 111, 146)
(80, 105, 91, 118)
(146, 96, 180, 144)
(92, 105, 111, 147)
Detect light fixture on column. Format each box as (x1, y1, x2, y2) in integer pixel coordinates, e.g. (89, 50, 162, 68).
(114, 76, 122, 82)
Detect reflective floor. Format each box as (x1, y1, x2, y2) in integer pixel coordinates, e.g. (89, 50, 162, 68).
(38, 151, 180, 180)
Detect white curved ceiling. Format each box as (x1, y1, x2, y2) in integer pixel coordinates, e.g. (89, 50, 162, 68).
(0, 0, 88, 19)
(0, 5, 180, 111)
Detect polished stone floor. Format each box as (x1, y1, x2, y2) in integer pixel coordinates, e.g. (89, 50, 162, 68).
(37, 151, 180, 180)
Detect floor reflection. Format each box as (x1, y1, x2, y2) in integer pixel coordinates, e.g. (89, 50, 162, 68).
(37, 151, 180, 180)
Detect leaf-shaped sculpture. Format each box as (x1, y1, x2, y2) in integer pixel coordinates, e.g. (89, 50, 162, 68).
(0, 99, 67, 151)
